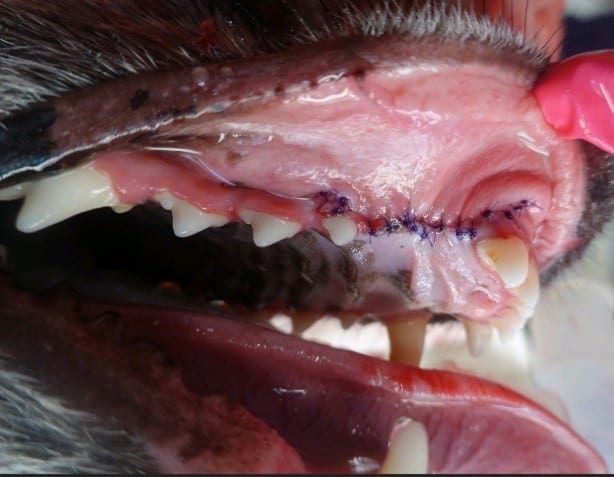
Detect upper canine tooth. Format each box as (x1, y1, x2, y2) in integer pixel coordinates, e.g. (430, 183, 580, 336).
(16, 165, 120, 233)
(386, 314, 429, 366)
(379, 418, 429, 474)
(155, 191, 229, 237)
(476, 236, 529, 288)
(322, 216, 357, 246)
(238, 209, 301, 247)
(510, 259, 540, 320)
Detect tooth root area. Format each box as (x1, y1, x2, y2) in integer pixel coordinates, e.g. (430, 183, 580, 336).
(464, 321, 494, 357)
(0, 182, 32, 200)
(322, 216, 357, 246)
(15, 165, 120, 233)
(238, 209, 301, 247)
(477, 236, 529, 288)
(379, 418, 429, 474)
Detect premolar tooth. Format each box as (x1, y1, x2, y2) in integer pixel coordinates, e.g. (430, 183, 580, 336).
(172, 200, 229, 237)
(155, 191, 176, 210)
(155, 191, 229, 237)
(323, 216, 357, 246)
(476, 236, 529, 288)
(379, 418, 429, 474)
(386, 314, 429, 366)
(112, 204, 134, 214)
(464, 321, 494, 357)
(238, 209, 301, 247)
(0, 182, 31, 200)
(16, 165, 120, 233)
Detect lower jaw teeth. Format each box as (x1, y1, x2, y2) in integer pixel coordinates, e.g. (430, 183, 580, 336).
(379, 418, 429, 474)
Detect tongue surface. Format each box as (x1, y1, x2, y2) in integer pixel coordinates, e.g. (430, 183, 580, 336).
(86, 303, 606, 474)
(533, 50, 614, 155)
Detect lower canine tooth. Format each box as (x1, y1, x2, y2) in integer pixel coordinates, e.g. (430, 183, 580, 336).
(238, 209, 301, 247)
(386, 315, 428, 366)
(476, 236, 529, 288)
(379, 418, 429, 474)
(16, 165, 120, 233)
(323, 216, 357, 246)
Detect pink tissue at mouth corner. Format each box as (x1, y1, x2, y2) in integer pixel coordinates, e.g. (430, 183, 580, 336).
(533, 50, 614, 155)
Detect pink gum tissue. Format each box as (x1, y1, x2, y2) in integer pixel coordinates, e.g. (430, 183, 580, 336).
(533, 50, 614, 155)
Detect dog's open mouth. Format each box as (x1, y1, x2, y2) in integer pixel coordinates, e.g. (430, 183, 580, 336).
(0, 1, 611, 473)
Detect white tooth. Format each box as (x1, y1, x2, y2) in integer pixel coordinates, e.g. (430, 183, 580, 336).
(0, 182, 31, 200)
(16, 165, 120, 233)
(238, 209, 301, 247)
(171, 200, 229, 237)
(464, 321, 494, 357)
(510, 259, 540, 320)
(476, 236, 529, 288)
(379, 418, 429, 474)
(492, 309, 525, 344)
(322, 216, 357, 246)
(155, 192, 229, 237)
(154, 191, 176, 210)
(386, 316, 428, 366)
(111, 204, 134, 214)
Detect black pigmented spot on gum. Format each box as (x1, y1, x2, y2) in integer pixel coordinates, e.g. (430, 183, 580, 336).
(129, 89, 150, 110)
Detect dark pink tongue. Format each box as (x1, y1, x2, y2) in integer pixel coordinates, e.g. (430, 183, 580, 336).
(533, 50, 614, 155)
(84, 302, 605, 473)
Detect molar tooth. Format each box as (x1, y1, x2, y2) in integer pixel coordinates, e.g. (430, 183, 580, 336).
(16, 165, 120, 233)
(238, 209, 301, 247)
(464, 321, 494, 357)
(379, 418, 429, 474)
(476, 236, 529, 288)
(322, 216, 357, 246)
(386, 314, 429, 366)
(0, 182, 31, 200)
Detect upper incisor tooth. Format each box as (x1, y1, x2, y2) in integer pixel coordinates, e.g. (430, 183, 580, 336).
(16, 165, 120, 233)
(322, 216, 357, 246)
(476, 236, 529, 288)
(379, 418, 429, 474)
(238, 209, 301, 247)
